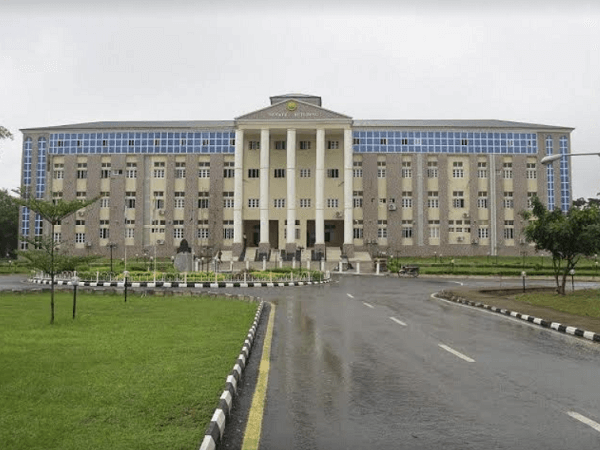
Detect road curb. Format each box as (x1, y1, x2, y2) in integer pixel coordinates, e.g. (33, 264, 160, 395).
(28, 278, 330, 288)
(436, 290, 600, 344)
(199, 299, 266, 450)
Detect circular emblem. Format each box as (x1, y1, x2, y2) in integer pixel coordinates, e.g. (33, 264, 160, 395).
(286, 101, 298, 111)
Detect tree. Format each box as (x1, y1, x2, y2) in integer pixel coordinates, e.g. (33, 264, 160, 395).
(0, 125, 13, 140)
(0, 189, 19, 258)
(521, 196, 600, 295)
(14, 189, 100, 324)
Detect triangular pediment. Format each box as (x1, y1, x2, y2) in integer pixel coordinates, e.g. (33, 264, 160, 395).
(236, 99, 352, 121)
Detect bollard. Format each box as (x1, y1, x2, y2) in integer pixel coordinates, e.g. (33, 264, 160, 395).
(306, 258, 310, 270)
(356, 261, 360, 274)
(320, 257, 324, 272)
(246, 259, 249, 270)
(279, 258, 283, 268)
(339, 259, 343, 274)
(376, 261, 380, 275)
(262, 256, 266, 271)
(230, 260, 233, 272)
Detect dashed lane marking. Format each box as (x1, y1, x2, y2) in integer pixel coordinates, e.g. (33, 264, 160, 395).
(438, 344, 475, 362)
(567, 411, 600, 433)
(389, 316, 407, 326)
(347, 293, 354, 298)
(362, 302, 374, 309)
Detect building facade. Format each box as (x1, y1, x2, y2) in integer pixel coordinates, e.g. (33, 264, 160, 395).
(19, 94, 573, 261)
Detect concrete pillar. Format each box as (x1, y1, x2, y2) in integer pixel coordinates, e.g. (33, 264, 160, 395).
(233, 129, 244, 252)
(260, 128, 270, 245)
(343, 128, 353, 251)
(286, 128, 296, 246)
(315, 128, 325, 245)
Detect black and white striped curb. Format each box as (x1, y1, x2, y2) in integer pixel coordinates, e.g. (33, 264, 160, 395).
(29, 278, 329, 288)
(436, 291, 600, 344)
(199, 300, 265, 450)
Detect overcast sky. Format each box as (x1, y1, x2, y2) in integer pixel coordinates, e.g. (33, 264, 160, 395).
(1, 0, 599, 198)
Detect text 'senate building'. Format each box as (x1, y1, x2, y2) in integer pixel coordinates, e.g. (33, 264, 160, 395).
(19, 94, 573, 262)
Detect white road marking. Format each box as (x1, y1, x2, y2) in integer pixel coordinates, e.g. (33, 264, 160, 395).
(449, 281, 464, 285)
(567, 411, 600, 433)
(347, 293, 354, 298)
(362, 302, 374, 309)
(389, 316, 407, 326)
(438, 344, 475, 362)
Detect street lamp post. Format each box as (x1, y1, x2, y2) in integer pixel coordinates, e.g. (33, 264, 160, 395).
(107, 242, 117, 273)
(71, 275, 80, 319)
(570, 269, 575, 291)
(123, 270, 129, 303)
(521, 271, 526, 292)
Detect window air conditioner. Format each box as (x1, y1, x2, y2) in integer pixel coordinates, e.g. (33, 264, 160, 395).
(158, 210, 165, 216)
(86, 242, 93, 247)
(156, 239, 165, 245)
(388, 204, 397, 211)
(457, 236, 464, 242)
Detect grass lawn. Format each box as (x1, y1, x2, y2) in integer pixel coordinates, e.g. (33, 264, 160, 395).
(0, 292, 258, 450)
(516, 289, 600, 319)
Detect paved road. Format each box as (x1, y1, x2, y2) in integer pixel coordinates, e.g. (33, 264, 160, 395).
(0, 274, 29, 290)
(240, 276, 600, 449)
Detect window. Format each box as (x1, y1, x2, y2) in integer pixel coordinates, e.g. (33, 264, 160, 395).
(428, 220, 440, 239)
(125, 192, 136, 209)
(76, 163, 87, 179)
(526, 163, 537, 179)
(76, 191, 86, 199)
(504, 191, 514, 209)
(353, 161, 362, 178)
(198, 192, 209, 209)
(461, 139, 469, 146)
(52, 192, 63, 204)
(353, 191, 363, 208)
(100, 193, 110, 208)
(402, 220, 413, 238)
(223, 191, 234, 208)
(248, 198, 259, 208)
(427, 191, 439, 209)
(353, 138, 361, 145)
(327, 141, 339, 149)
(327, 198, 339, 208)
(154, 191, 164, 209)
(153, 161, 165, 178)
(377, 220, 387, 238)
(527, 192, 536, 209)
(126, 228, 135, 239)
(477, 191, 488, 209)
(478, 227, 489, 239)
(401, 161, 412, 178)
(300, 141, 311, 150)
(377, 161, 386, 178)
(150, 219, 165, 234)
(174, 191, 185, 208)
(101, 162, 111, 179)
(53, 232, 62, 243)
(223, 220, 234, 240)
(300, 168, 311, 178)
(477, 161, 487, 178)
(503, 162, 513, 179)
(275, 141, 286, 150)
(273, 198, 286, 208)
(379, 138, 387, 145)
(402, 191, 413, 208)
(401, 138, 408, 145)
(452, 191, 465, 208)
(173, 228, 184, 239)
(300, 198, 311, 208)
(248, 168, 259, 178)
(197, 227, 209, 240)
(427, 161, 438, 178)
(249, 141, 260, 150)
(274, 168, 286, 178)
(452, 161, 464, 178)
(198, 161, 210, 178)
(175, 162, 186, 178)
(504, 220, 515, 240)
(99, 220, 110, 239)
(448, 220, 471, 233)
(75, 233, 86, 244)
(223, 162, 234, 178)
(126, 162, 137, 179)
(53, 163, 64, 179)
(327, 169, 339, 178)
(353, 227, 363, 239)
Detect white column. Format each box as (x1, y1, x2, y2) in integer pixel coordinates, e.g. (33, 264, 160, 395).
(286, 129, 296, 245)
(233, 129, 244, 245)
(260, 128, 270, 244)
(343, 128, 353, 245)
(315, 128, 325, 245)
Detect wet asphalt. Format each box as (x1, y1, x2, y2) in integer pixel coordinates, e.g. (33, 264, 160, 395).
(227, 276, 600, 450)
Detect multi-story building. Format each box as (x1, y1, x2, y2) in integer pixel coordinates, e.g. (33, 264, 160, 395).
(19, 93, 573, 260)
